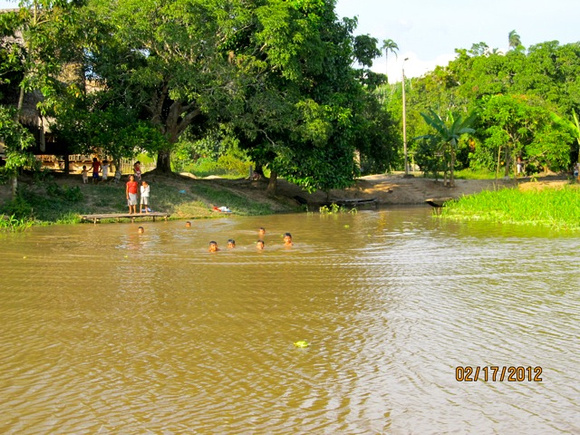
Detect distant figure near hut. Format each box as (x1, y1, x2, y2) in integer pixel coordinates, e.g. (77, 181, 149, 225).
(134, 161, 142, 181)
(516, 156, 524, 176)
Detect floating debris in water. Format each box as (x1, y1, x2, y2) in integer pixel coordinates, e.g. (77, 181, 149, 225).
(293, 340, 310, 348)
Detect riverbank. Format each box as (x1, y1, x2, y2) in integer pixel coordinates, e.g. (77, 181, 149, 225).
(441, 182, 580, 230)
(0, 171, 575, 225)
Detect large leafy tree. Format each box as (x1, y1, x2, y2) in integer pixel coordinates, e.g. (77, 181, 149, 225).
(218, 0, 386, 193)
(478, 94, 572, 175)
(0, 0, 86, 190)
(84, 0, 236, 173)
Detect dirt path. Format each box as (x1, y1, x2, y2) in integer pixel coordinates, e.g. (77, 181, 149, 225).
(273, 174, 523, 206)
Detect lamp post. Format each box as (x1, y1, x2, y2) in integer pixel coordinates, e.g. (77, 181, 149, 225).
(402, 57, 409, 176)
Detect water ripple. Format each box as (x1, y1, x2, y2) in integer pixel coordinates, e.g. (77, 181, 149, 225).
(1, 211, 579, 433)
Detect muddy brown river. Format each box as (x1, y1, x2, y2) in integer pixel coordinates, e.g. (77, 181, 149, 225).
(1, 207, 579, 434)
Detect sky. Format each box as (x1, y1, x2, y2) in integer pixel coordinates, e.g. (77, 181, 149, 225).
(1, 0, 578, 80)
(335, 0, 580, 79)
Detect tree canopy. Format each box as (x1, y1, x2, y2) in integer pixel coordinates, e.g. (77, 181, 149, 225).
(0, 0, 398, 193)
(384, 37, 580, 177)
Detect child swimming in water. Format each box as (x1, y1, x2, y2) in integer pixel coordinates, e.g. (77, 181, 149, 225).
(208, 241, 219, 252)
(227, 239, 236, 248)
(256, 239, 265, 250)
(283, 232, 293, 246)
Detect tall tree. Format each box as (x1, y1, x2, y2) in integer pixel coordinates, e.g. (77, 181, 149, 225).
(381, 38, 398, 81)
(222, 0, 385, 194)
(508, 29, 522, 51)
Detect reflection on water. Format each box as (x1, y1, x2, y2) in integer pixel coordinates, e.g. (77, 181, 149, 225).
(1, 208, 579, 434)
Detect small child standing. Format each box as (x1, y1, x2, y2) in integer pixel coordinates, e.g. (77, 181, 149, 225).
(81, 165, 89, 184)
(140, 181, 150, 213)
(134, 161, 142, 181)
(102, 160, 110, 182)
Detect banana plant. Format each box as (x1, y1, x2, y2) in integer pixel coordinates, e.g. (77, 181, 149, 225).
(418, 109, 476, 187)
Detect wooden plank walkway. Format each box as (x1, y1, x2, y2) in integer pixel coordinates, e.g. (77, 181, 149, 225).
(81, 212, 170, 224)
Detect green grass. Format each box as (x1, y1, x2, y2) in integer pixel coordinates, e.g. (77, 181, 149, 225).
(453, 168, 499, 180)
(0, 214, 34, 232)
(181, 156, 251, 179)
(190, 183, 274, 215)
(0, 175, 282, 225)
(441, 185, 580, 230)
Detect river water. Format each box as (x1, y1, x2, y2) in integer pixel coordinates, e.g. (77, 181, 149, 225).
(0, 207, 579, 434)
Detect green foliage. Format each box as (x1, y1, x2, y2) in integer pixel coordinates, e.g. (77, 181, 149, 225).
(478, 94, 572, 175)
(453, 168, 498, 180)
(0, 214, 34, 232)
(441, 185, 580, 230)
(172, 127, 251, 177)
(0, 106, 36, 172)
(418, 109, 475, 185)
(404, 40, 580, 178)
(45, 182, 83, 202)
(319, 203, 356, 214)
(414, 136, 446, 180)
(354, 34, 381, 68)
(1, 194, 34, 220)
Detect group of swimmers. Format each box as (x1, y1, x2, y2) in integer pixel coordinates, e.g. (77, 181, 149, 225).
(206, 227, 293, 252)
(137, 224, 293, 251)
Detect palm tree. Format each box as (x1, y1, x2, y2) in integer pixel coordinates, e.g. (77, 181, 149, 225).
(419, 110, 476, 187)
(381, 39, 399, 81)
(508, 30, 522, 51)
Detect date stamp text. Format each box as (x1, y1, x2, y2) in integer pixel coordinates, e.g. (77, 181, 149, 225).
(455, 366, 543, 382)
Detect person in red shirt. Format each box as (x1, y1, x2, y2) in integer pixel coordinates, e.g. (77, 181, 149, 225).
(126, 175, 139, 214)
(91, 157, 101, 184)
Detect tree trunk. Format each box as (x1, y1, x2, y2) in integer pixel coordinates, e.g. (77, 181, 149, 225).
(10, 88, 25, 198)
(11, 173, 17, 199)
(496, 146, 502, 180)
(254, 163, 265, 178)
(156, 150, 172, 173)
(504, 147, 511, 178)
(449, 151, 455, 187)
(267, 170, 278, 196)
(63, 153, 70, 175)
